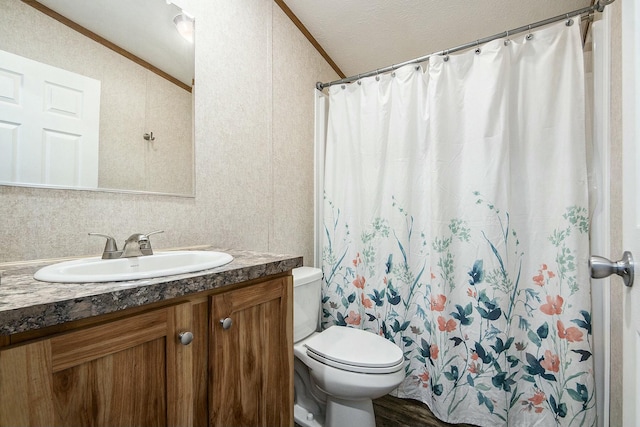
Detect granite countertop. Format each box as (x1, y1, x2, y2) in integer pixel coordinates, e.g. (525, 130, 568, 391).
(0, 247, 303, 336)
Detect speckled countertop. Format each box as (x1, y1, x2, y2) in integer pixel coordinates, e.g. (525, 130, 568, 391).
(0, 248, 302, 336)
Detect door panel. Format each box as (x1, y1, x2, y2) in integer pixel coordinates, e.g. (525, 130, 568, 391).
(621, 0, 640, 424)
(0, 49, 100, 187)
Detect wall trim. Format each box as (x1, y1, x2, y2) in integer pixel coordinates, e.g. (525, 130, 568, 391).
(274, 0, 345, 79)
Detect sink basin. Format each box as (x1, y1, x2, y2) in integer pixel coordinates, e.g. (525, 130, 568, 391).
(34, 251, 234, 283)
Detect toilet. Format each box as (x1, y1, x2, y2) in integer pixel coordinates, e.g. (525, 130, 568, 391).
(293, 267, 405, 427)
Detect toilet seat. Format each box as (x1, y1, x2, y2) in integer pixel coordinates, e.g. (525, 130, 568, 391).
(304, 326, 403, 374)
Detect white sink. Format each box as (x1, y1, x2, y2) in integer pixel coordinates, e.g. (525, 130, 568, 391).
(34, 251, 233, 283)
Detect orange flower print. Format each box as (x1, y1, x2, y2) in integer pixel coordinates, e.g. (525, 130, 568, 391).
(471, 351, 479, 361)
(361, 293, 373, 309)
(557, 320, 584, 342)
(418, 370, 430, 388)
(430, 294, 447, 311)
(533, 273, 545, 286)
(352, 253, 362, 267)
(430, 271, 436, 280)
(468, 361, 479, 374)
(437, 316, 457, 332)
(540, 350, 560, 372)
(540, 295, 564, 315)
(533, 264, 557, 286)
(430, 344, 439, 360)
(528, 389, 546, 405)
(346, 311, 361, 326)
(524, 389, 546, 413)
(353, 275, 366, 289)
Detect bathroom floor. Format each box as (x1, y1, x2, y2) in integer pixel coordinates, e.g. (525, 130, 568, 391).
(373, 395, 478, 427)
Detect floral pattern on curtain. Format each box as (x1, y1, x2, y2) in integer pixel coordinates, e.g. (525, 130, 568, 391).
(322, 21, 595, 427)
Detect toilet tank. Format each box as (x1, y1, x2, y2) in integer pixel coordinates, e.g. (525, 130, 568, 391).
(292, 267, 323, 343)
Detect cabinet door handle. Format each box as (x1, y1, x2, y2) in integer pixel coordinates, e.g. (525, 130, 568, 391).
(220, 317, 233, 330)
(178, 331, 194, 345)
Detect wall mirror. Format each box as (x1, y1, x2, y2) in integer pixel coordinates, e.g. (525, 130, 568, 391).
(0, 0, 195, 196)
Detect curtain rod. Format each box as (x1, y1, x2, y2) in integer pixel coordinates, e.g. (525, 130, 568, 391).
(316, 0, 614, 91)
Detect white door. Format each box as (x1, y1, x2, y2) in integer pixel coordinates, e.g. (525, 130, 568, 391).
(621, 0, 640, 425)
(0, 49, 101, 188)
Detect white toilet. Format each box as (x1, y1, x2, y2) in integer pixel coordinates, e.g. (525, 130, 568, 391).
(293, 267, 405, 427)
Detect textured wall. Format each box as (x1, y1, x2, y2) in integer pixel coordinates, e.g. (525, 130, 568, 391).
(0, 0, 337, 263)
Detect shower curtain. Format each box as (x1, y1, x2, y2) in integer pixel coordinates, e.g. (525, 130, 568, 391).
(322, 21, 594, 426)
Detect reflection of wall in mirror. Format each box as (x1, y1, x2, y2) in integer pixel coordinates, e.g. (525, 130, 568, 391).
(0, 1, 193, 196)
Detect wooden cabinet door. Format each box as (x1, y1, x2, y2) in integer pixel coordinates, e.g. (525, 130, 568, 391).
(209, 276, 293, 427)
(0, 302, 193, 427)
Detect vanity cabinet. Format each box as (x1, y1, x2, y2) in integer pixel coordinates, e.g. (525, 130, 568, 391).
(0, 272, 293, 427)
(209, 275, 293, 427)
(0, 302, 193, 427)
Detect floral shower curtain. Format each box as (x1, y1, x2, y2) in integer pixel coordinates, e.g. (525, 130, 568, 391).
(322, 21, 594, 427)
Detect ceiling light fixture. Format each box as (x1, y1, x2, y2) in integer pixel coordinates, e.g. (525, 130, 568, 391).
(174, 13, 194, 43)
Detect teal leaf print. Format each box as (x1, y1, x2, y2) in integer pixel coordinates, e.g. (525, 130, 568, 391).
(567, 383, 590, 409)
(537, 322, 549, 339)
(524, 353, 545, 376)
(527, 329, 542, 347)
(387, 289, 401, 305)
(385, 254, 393, 274)
(451, 304, 473, 326)
(476, 291, 502, 320)
(491, 372, 516, 392)
(402, 336, 415, 346)
(336, 312, 347, 326)
(432, 381, 443, 396)
(468, 259, 485, 286)
(571, 349, 592, 362)
(450, 337, 464, 347)
(347, 293, 356, 303)
(369, 289, 385, 306)
(366, 313, 377, 321)
(476, 305, 502, 321)
(444, 365, 459, 382)
(477, 391, 495, 413)
(490, 337, 514, 355)
(474, 342, 493, 364)
(467, 373, 474, 387)
(506, 355, 519, 368)
(550, 395, 567, 418)
(571, 310, 592, 334)
(391, 319, 411, 333)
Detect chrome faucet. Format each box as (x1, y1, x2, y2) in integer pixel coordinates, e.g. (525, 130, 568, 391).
(89, 230, 164, 259)
(121, 231, 164, 257)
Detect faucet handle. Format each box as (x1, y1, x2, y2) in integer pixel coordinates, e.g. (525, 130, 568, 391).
(145, 230, 164, 238)
(139, 230, 164, 255)
(89, 233, 121, 259)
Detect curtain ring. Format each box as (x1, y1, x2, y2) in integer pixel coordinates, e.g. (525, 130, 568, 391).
(356, 74, 362, 85)
(443, 50, 449, 62)
(526, 24, 534, 41)
(566, 13, 574, 26)
(375, 69, 380, 81)
(475, 40, 481, 55)
(504, 30, 511, 46)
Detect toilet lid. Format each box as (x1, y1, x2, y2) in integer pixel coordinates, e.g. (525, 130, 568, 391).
(304, 326, 403, 374)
